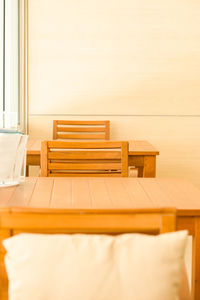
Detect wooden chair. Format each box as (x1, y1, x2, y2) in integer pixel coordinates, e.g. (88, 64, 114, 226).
(53, 120, 110, 140)
(0, 207, 185, 299)
(0, 207, 191, 300)
(41, 140, 128, 177)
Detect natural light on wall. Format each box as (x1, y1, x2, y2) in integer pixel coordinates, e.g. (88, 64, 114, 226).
(0, 0, 19, 130)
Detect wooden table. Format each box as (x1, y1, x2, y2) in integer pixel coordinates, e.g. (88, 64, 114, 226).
(27, 139, 159, 177)
(1, 177, 200, 299)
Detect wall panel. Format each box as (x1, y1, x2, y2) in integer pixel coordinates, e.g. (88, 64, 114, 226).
(28, 0, 200, 115)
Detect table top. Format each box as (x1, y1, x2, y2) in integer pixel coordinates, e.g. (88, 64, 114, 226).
(27, 139, 159, 156)
(0, 177, 200, 216)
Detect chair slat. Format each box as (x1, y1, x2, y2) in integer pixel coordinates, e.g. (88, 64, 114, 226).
(48, 151, 121, 160)
(53, 120, 110, 140)
(57, 134, 105, 140)
(48, 141, 124, 149)
(57, 127, 106, 132)
(48, 162, 122, 171)
(56, 120, 109, 125)
(48, 173, 122, 177)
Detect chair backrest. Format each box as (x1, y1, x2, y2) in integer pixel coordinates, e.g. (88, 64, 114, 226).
(53, 120, 110, 140)
(41, 140, 128, 177)
(0, 207, 177, 300)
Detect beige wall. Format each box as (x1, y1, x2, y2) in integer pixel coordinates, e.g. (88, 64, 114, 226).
(28, 0, 200, 188)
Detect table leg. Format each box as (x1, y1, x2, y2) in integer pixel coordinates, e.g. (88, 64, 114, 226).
(192, 217, 200, 300)
(143, 156, 156, 177)
(26, 154, 41, 177)
(137, 167, 144, 177)
(26, 165, 29, 177)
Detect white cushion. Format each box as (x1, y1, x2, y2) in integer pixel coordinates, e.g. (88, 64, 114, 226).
(3, 231, 188, 300)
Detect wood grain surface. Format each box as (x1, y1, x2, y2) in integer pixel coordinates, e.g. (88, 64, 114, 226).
(0, 177, 199, 212)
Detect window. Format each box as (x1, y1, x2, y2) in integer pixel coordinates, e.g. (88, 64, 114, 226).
(0, 0, 4, 116)
(0, 0, 27, 132)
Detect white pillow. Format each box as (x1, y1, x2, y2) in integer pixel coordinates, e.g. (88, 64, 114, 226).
(3, 231, 188, 300)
